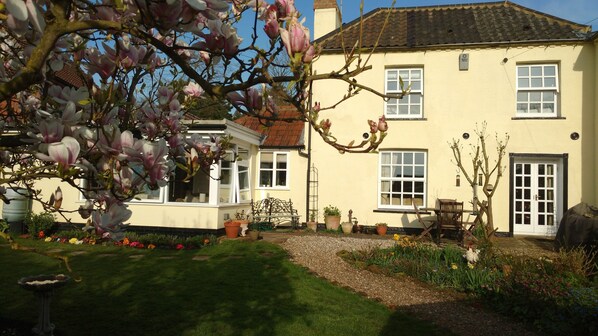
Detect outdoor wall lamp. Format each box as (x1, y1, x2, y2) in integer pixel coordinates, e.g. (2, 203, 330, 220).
(456, 174, 461, 187)
(462, 133, 470, 139)
(570, 132, 580, 140)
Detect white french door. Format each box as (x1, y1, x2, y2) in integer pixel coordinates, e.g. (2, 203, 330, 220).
(512, 159, 562, 235)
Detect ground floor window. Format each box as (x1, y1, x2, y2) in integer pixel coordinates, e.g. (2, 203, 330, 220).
(168, 167, 210, 203)
(259, 152, 288, 188)
(379, 150, 427, 209)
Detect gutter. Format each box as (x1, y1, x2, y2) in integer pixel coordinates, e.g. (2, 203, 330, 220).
(319, 38, 590, 54)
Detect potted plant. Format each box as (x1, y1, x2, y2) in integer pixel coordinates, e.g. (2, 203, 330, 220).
(323, 205, 341, 231)
(376, 223, 388, 236)
(248, 222, 260, 240)
(224, 219, 240, 238)
(307, 211, 318, 232)
(234, 210, 250, 236)
(341, 221, 353, 234)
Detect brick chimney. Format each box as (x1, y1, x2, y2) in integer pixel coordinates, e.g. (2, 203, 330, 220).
(313, 0, 341, 40)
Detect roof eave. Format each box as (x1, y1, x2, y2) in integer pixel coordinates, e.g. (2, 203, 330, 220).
(319, 38, 591, 54)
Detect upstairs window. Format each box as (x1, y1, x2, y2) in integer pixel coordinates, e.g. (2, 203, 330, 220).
(385, 68, 423, 118)
(516, 64, 559, 117)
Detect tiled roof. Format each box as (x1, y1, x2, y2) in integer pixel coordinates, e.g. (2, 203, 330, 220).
(53, 64, 86, 88)
(317, 1, 592, 51)
(235, 105, 304, 148)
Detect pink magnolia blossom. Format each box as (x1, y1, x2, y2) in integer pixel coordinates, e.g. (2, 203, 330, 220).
(275, 0, 295, 19)
(36, 136, 81, 167)
(368, 120, 378, 133)
(183, 82, 204, 97)
(378, 116, 388, 132)
(280, 18, 316, 63)
(263, 6, 280, 39)
(91, 203, 132, 240)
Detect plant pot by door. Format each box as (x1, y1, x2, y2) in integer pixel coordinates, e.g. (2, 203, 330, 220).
(248, 230, 260, 240)
(324, 216, 341, 230)
(376, 225, 387, 236)
(306, 221, 318, 232)
(224, 221, 241, 238)
(341, 222, 353, 234)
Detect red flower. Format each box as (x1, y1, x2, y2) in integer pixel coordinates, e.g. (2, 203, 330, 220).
(38, 231, 45, 239)
(176, 244, 184, 250)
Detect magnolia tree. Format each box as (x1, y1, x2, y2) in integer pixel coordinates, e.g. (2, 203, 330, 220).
(0, 0, 399, 239)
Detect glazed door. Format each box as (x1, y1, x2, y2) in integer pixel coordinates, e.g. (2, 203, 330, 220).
(513, 160, 560, 235)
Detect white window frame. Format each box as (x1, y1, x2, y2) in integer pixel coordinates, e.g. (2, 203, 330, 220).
(516, 64, 559, 117)
(384, 68, 423, 119)
(378, 150, 427, 209)
(258, 151, 289, 189)
(219, 146, 252, 204)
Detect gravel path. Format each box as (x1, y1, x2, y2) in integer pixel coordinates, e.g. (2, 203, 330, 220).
(280, 235, 538, 336)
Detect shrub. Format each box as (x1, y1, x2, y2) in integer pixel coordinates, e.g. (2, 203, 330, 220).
(25, 211, 56, 238)
(323, 205, 341, 217)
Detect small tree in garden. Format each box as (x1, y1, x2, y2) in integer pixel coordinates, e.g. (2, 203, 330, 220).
(0, 0, 403, 239)
(450, 122, 509, 239)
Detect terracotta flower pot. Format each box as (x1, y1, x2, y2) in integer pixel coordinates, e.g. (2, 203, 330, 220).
(307, 221, 318, 232)
(376, 225, 388, 236)
(224, 221, 241, 238)
(324, 216, 341, 230)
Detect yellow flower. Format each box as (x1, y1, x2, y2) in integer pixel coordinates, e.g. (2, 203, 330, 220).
(44, 237, 52, 242)
(451, 263, 458, 270)
(393, 234, 400, 241)
(468, 262, 475, 269)
(69, 237, 78, 244)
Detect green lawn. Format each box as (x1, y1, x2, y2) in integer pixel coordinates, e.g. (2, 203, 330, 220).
(0, 237, 450, 336)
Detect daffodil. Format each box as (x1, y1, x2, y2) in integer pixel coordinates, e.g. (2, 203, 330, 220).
(450, 263, 458, 270)
(69, 237, 78, 244)
(393, 234, 400, 241)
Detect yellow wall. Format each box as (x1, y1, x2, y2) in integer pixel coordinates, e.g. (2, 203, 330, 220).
(251, 149, 308, 221)
(308, 44, 596, 233)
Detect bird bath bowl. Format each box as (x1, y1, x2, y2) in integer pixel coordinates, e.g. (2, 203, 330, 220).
(18, 274, 70, 336)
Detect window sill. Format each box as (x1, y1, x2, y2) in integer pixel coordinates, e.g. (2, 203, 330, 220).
(385, 117, 427, 121)
(511, 116, 565, 120)
(373, 209, 428, 214)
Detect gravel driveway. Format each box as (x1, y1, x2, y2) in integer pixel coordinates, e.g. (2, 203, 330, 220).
(280, 235, 539, 336)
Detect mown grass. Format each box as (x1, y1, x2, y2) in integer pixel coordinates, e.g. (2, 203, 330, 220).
(0, 237, 451, 336)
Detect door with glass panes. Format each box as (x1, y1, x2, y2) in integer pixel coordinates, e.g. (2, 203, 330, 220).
(512, 158, 561, 235)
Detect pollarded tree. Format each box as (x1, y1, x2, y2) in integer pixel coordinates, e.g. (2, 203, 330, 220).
(0, 0, 405, 238)
(450, 122, 509, 239)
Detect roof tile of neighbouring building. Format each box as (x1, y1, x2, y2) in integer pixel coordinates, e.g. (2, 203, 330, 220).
(316, 1, 592, 51)
(235, 105, 304, 148)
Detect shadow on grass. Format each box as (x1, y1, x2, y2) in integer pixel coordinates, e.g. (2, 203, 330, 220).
(1, 241, 308, 336)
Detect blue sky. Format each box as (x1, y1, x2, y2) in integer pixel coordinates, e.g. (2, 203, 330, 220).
(295, 0, 598, 32)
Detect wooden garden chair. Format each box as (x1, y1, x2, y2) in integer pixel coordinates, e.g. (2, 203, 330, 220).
(437, 200, 464, 243)
(414, 204, 437, 241)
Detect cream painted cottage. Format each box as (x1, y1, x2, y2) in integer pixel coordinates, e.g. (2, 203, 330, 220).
(5, 1, 597, 237)
(306, 0, 598, 236)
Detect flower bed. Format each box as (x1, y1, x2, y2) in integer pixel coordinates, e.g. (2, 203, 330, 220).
(34, 230, 217, 250)
(342, 235, 598, 335)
